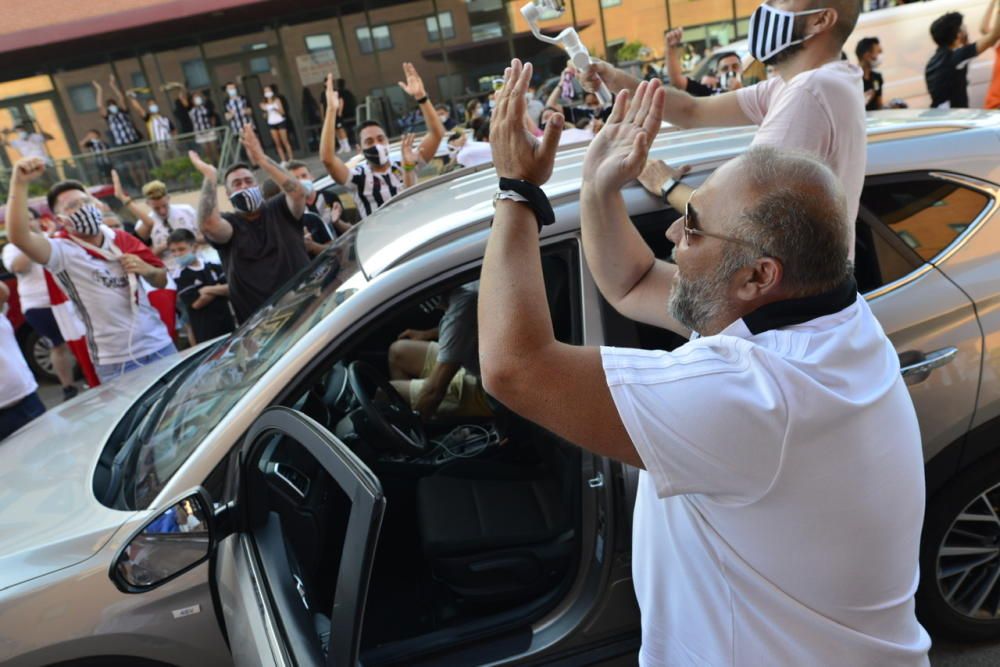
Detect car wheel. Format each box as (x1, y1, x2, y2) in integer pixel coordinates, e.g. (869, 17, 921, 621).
(918, 452, 1000, 641)
(20, 328, 59, 384)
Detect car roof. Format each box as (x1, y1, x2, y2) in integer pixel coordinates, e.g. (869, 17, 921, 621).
(353, 109, 1000, 277)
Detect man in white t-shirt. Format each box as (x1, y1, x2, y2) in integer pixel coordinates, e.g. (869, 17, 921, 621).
(7, 158, 176, 384)
(2, 209, 78, 400)
(478, 61, 929, 667)
(586, 0, 865, 252)
(111, 175, 200, 260)
(0, 282, 45, 440)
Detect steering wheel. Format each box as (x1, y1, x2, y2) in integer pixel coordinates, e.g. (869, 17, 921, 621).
(347, 361, 428, 456)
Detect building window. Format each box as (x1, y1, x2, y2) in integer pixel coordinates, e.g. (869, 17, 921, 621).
(249, 56, 271, 75)
(247, 42, 269, 51)
(471, 21, 503, 42)
(182, 59, 210, 89)
(601, 0, 622, 7)
(305, 34, 334, 53)
(356, 25, 393, 54)
(426, 12, 455, 42)
(130, 72, 148, 90)
(69, 84, 98, 113)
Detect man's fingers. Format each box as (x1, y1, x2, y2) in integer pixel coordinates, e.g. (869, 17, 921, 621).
(636, 79, 662, 130)
(607, 88, 630, 124)
(624, 81, 647, 125)
(624, 132, 649, 174)
(641, 86, 666, 136)
(538, 112, 563, 163)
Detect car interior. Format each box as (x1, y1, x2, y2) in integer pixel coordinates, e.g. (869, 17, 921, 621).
(242, 244, 589, 665)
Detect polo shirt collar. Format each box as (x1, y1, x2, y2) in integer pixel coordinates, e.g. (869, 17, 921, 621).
(720, 278, 859, 339)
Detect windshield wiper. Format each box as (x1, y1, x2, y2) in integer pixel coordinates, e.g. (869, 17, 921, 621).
(100, 348, 209, 507)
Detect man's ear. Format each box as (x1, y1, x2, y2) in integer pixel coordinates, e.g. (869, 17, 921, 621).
(812, 7, 839, 36)
(734, 256, 783, 301)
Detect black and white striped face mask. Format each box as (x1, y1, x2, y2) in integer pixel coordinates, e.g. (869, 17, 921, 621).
(748, 4, 827, 64)
(229, 185, 264, 213)
(65, 202, 104, 237)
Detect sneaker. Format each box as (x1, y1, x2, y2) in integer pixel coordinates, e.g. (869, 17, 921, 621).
(62, 385, 79, 402)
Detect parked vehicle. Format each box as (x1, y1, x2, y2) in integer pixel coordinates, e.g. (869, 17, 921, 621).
(1, 109, 999, 666)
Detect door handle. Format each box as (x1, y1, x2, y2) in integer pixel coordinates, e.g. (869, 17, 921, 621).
(900, 347, 958, 385)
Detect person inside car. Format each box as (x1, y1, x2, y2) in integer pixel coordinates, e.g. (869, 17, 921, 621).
(478, 59, 929, 667)
(388, 281, 491, 419)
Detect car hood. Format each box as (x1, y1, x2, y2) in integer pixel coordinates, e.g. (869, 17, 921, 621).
(0, 353, 186, 591)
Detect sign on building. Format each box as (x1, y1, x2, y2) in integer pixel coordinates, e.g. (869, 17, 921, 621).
(296, 49, 340, 86)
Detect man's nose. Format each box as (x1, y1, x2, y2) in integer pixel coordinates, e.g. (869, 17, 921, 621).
(666, 217, 683, 244)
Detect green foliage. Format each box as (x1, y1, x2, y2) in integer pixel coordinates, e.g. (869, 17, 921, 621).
(150, 155, 201, 192)
(0, 180, 47, 205)
(615, 41, 648, 64)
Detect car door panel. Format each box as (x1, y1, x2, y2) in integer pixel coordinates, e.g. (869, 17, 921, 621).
(212, 407, 385, 667)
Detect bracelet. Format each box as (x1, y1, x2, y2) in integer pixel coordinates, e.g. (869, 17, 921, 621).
(493, 178, 555, 231)
(402, 163, 416, 172)
(415, 96, 429, 105)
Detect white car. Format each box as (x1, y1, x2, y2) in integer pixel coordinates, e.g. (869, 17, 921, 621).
(2, 110, 1000, 666)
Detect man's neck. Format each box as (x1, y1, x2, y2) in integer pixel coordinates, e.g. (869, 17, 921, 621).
(860, 62, 872, 76)
(74, 232, 105, 247)
(369, 161, 392, 174)
(775, 47, 841, 82)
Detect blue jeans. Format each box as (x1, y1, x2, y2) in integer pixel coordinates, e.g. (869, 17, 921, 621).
(94, 343, 178, 384)
(0, 392, 46, 440)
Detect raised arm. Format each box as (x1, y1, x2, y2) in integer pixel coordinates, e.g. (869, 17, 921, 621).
(400, 133, 419, 188)
(545, 77, 565, 114)
(108, 75, 125, 107)
(320, 74, 351, 185)
(982, 0, 997, 34)
(582, 60, 642, 97)
(398, 63, 444, 163)
(126, 93, 145, 117)
(92, 81, 105, 117)
(664, 29, 689, 91)
(189, 150, 233, 244)
(580, 80, 689, 334)
(977, 0, 1000, 53)
(240, 124, 306, 218)
(6, 158, 53, 265)
(111, 169, 159, 244)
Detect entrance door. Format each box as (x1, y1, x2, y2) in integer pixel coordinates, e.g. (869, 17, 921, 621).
(0, 96, 74, 174)
(209, 49, 303, 158)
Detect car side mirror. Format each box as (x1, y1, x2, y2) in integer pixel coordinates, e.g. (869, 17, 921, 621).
(110, 489, 213, 594)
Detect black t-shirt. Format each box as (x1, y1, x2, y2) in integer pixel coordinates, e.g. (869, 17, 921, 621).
(685, 77, 716, 98)
(214, 195, 311, 322)
(925, 43, 978, 109)
(175, 262, 236, 342)
(863, 71, 884, 111)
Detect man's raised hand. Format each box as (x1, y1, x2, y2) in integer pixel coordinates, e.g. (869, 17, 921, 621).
(490, 59, 562, 186)
(188, 150, 217, 181)
(12, 157, 46, 184)
(401, 133, 418, 165)
(398, 62, 427, 100)
(582, 78, 665, 192)
(665, 28, 683, 49)
(239, 124, 265, 163)
(325, 74, 340, 116)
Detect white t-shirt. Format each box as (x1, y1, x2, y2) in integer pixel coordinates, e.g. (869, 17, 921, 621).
(736, 61, 866, 253)
(9, 133, 48, 162)
(2, 243, 50, 311)
(45, 237, 172, 365)
(455, 141, 493, 168)
(602, 293, 930, 667)
(138, 203, 199, 252)
(0, 312, 37, 408)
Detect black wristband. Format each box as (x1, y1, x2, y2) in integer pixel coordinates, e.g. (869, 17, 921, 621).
(497, 177, 555, 230)
(415, 96, 429, 105)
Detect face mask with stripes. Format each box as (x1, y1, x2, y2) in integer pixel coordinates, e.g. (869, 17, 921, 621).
(66, 203, 104, 237)
(747, 4, 827, 64)
(229, 185, 264, 213)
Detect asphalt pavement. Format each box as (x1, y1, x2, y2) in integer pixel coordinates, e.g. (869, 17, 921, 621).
(31, 381, 1000, 665)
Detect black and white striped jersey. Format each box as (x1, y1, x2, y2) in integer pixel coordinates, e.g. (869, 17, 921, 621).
(346, 161, 406, 219)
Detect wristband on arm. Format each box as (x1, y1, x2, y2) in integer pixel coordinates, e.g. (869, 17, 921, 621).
(492, 177, 555, 232)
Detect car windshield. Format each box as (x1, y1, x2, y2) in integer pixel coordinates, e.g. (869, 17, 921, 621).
(126, 231, 365, 509)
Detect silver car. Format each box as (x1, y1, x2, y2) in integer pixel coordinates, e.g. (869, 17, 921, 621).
(1, 109, 999, 666)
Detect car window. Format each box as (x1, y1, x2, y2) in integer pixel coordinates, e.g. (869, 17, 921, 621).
(127, 234, 365, 509)
(853, 218, 923, 294)
(860, 175, 991, 263)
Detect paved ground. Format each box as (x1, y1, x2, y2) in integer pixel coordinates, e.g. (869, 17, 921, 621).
(33, 381, 1000, 665)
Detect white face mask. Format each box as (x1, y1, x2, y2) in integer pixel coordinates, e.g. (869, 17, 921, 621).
(871, 55, 883, 68)
(193, 96, 204, 106)
(108, 104, 119, 114)
(747, 3, 827, 63)
(149, 104, 159, 114)
(227, 88, 237, 97)
(264, 91, 274, 99)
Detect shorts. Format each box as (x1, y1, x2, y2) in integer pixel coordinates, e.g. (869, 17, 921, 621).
(23, 308, 65, 346)
(408, 342, 492, 417)
(268, 120, 289, 130)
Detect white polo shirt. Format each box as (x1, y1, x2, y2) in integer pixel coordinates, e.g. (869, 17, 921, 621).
(602, 286, 930, 667)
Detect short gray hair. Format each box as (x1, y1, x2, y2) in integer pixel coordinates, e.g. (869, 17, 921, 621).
(729, 146, 853, 295)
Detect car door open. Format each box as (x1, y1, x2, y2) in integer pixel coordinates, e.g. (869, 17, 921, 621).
(212, 406, 385, 666)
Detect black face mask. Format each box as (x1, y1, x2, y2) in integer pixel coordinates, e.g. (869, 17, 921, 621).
(363, 144, 390, 167)
(229, 186, 264, 213)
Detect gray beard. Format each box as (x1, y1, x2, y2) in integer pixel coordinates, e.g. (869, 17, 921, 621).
(667, 269, 731, 335)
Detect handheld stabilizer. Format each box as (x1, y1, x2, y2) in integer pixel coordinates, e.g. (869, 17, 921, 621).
(520, 0, 613, 107)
